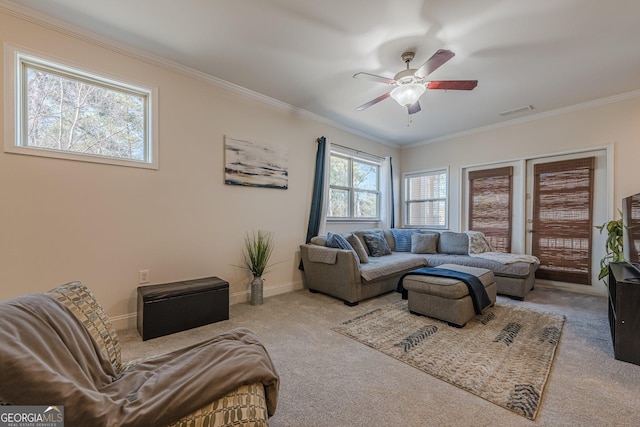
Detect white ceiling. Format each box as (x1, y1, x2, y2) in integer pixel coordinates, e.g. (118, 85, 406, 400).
(6, 0, 640, 146)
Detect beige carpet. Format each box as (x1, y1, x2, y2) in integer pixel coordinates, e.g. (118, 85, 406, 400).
(119, 288, 640, 426)
(333, 301, 565, 420)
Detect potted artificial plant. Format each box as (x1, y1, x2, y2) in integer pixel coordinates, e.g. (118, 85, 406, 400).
(595, 211, 625, 284)
(242, 230, 275, 305)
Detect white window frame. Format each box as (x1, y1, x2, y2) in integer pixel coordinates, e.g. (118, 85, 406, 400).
(403, 167, 449, 229)
(327, 150, 381, 221)
(4, 43, 158, 169)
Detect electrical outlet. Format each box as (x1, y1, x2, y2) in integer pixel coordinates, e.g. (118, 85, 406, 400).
(139, 269, 150, 284)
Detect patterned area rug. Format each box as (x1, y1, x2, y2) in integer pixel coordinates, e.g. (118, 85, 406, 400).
(333, 301, 565, 420)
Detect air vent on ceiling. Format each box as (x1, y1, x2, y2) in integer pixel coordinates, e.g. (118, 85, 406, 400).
(499, 105, 534, 117)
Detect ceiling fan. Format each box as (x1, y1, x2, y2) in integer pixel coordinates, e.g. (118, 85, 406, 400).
(353, 49, 477, 114)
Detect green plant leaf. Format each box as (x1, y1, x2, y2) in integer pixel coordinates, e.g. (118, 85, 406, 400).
(242, 230, 275, 278)
(595, 210, 626, 284)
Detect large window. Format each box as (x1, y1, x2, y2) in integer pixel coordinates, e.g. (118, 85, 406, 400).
(404, 169, 448, 228)
(5, 47, 157, 168)
(328, 152, 380, 220)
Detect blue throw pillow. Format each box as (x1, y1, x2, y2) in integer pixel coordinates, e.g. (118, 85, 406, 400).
(391, 229, 417, 252)
(327, 232, 354, 251)
(327, 232, 360, 263)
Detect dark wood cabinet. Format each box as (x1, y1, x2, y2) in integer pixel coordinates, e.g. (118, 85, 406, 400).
(608, 262, 640, 366)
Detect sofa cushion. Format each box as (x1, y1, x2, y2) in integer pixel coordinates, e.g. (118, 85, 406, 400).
(362, 232, 392, 257)
(391, 229, 417, 252)
(423, 254, 534, 278)
(327, 232, 360, 263)
(411, 232, 439, 254)
(438, 232, 469, 255)
(360, 253, 426, 282)
(347, 233, 369, 263)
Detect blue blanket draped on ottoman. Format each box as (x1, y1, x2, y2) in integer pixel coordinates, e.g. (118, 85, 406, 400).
(397, 267, 492, 314)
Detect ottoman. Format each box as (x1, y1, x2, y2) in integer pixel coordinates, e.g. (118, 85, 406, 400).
(137, 276, 229, 340)
(402, 264, 497, 327)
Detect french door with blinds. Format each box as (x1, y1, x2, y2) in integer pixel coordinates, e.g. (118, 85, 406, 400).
(468, 167, 513, 253)
(530, 157, 595, 285)
(466, 150, 605, 287)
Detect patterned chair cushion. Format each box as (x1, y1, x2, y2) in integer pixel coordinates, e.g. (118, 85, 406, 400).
(167, 383, 268, 427)
(46, 281, 122, 373)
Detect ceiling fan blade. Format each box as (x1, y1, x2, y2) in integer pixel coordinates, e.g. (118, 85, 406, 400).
(427, 80, 478, 90)
(355, 92, 391, 111)
(408, 101, 421, 115)
(415, 49, 456, 78)
(353, 72, 396, 85)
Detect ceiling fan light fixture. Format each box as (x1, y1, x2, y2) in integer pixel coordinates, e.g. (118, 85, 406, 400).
(390, 82, 426, 107)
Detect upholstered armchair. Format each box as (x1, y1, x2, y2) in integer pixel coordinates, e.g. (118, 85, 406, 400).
(1, 281, 274, 426)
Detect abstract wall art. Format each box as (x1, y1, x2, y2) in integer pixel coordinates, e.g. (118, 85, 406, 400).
(224, 136, 288, 189)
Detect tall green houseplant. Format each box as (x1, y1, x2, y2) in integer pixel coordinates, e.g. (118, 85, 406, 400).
(242, 230, 275, 305)
(595, 211, 625, 283)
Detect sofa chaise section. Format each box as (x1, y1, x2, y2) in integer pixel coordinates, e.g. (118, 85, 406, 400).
(420, 254, 536, 299)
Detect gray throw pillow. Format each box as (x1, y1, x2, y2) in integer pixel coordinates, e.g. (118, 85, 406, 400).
(346, 233, 369, 263)
(411, 232, 439, 254)
(362, 232, 392, 257)
(310, 235, 328, 246)
(327, 232, 352, 251)
(438, 232, 469, 255)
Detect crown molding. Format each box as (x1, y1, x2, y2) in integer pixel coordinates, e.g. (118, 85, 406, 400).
(404, 89, 640, 149)
(0, 1, 391, 147)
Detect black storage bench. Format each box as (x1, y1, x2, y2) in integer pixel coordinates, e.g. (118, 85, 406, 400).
(137, 276, 229, 340)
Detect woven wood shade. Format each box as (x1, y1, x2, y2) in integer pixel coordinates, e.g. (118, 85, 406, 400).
(532, 157, 595, 284)
(468, 167, 513, 253)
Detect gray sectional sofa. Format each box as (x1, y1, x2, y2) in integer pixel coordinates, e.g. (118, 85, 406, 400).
(299, 229, 538, 305)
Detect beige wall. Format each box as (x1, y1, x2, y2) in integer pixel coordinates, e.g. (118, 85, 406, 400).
(400, 95, 640, 295)
(0, 10, 398, 327)
(401, 96, 640, 210)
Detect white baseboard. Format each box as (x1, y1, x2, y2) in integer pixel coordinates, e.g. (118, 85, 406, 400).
(111, 312, 138, 331)
(112, 280, 305, 331)
(535, 280, 608, 298)
(229, 280, 303, 305)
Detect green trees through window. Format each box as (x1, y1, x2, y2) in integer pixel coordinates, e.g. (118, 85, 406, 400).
(23, 62, 147, 161)
(7, 48, 155, 168)
(328, 153, 380, 219)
